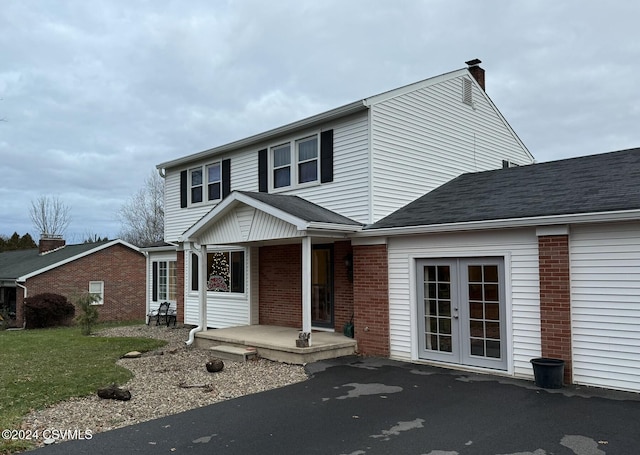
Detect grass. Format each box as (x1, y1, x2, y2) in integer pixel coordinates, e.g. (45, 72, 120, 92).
(0, 324, 166, 454)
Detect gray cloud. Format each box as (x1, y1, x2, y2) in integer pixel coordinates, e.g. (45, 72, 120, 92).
(1, 0, 639, 239)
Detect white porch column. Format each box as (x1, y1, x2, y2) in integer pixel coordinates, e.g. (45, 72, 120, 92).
(198, 243, 208, 330)
(301, 236, 312, 346)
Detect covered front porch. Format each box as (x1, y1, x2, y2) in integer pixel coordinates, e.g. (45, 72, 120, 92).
(179, 191, 363, 362)
(193, 324, 358, 364)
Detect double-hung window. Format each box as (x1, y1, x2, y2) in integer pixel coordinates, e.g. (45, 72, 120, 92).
(190, 167, 203, 203)
(89, 281, 104, 305)
(272, 143, 291, 188)
(190, 161, 222, 204)
(270, 134, 319, 190)
(153, 260, 177, 302)
(297, 136, 318, 183)
(207, 162, 221, 201)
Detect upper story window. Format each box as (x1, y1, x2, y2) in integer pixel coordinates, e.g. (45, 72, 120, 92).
(190, 167, 203, 203)
(180, 159, 230, 209)
(273, 143, 291, 188)
(270, 134, 319, 191)
(189, 161, 222, 204)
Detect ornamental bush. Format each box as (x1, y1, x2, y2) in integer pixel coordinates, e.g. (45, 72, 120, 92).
(24, 293, 75, 329)
(74, 292, 100, 335)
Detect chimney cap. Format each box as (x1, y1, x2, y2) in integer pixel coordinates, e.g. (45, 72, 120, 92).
(465, 58, 482, 67)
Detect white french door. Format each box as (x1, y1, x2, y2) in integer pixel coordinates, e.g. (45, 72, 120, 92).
(417, 258, 507, 370)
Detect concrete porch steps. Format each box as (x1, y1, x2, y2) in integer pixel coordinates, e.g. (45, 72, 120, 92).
(209, 345, 258, 362)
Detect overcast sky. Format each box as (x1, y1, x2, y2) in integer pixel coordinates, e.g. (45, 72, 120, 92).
(1, 1, 639, 241)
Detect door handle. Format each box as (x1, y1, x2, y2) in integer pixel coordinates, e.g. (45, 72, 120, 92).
(453, 307, 459, 319)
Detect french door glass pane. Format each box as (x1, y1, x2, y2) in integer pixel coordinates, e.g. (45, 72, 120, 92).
(423, 265, 452, 353)
(467, 264, 502, 360)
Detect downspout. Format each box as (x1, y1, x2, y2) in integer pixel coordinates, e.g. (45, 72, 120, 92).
(186, 242, 208, 346)
(16, 281, 27, 329)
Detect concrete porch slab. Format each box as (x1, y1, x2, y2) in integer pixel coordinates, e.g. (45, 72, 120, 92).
(194, 325, 357, 364)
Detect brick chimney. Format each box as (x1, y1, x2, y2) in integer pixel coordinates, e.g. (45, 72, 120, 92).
(39, 234, 65, 254)
(465, 58, 485, 91)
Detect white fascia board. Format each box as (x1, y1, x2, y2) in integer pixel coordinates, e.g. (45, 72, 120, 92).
(139, 241, 178, 252)
(157, 101, 368, 171)
(307, 222, 363, 232)
(17, 240, 141, 281)
(180, 192, 309, 242)
(363, 68, 468, 106)
(356, 209, 640, 238)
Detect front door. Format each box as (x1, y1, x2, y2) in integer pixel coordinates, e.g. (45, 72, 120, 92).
(417, 258, 507, 370)
(312, 245, 334, 328)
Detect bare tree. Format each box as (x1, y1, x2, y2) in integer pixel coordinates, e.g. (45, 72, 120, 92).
(29, 195, 71, 237)
(118, 171, 164, 246)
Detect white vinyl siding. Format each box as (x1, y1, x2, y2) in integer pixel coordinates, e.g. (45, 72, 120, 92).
(184, 248, 251, 328)
(570, 222, 640, 393)
(267, 113, 370, 223)
(369, 75, 533, 223)
(163, 112, 370, 241)
(386, 228, 540, 378)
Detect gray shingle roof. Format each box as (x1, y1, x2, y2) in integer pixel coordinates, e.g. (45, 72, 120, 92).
(237, 191, 363, 226)
(0, 241, 113, 280)
(369, 147, 640, 229)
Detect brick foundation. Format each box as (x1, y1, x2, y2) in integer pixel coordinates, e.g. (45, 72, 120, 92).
(353, 244, 389, 356)
(538, 235, 572, 384)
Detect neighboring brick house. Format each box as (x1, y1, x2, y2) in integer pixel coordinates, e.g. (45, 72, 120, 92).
(0, 236, 145, 327)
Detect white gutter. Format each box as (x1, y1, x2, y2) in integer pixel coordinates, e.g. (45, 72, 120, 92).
(157, 101, 368, 171)
(185, 243, 208, 346)
(356, 209, 640, 237)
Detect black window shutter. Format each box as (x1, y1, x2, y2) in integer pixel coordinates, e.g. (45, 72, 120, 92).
(222, 159, 231, 198)
(180, 170, 188, 208)
(320, 129, 334, 183)
(152, 262, 158, 301)
(191, 253, 199, 291)
(258, 148, 268, 192)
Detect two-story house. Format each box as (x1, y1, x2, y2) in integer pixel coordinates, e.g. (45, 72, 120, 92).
(151, 59, 533, 357)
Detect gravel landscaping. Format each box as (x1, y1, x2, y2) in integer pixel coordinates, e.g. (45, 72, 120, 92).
(20, 325, 308, 444)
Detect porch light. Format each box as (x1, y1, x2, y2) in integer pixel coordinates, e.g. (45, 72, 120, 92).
(344, 253, 353, 282)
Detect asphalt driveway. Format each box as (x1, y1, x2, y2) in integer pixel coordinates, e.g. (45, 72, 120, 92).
(35, 356, 640, 454)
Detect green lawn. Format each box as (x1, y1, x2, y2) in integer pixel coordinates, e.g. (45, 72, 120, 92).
(0, 325, 165, 453)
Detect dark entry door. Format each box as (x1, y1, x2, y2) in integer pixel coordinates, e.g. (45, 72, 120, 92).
(312, 245, 333, 328)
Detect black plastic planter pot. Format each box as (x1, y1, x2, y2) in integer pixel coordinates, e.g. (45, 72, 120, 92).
(530, 357, 565, 389)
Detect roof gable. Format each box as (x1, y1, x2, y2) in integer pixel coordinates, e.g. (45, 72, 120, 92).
(157, 65, 508, 170)
(369, 147, 640, 230)
(181, 191, 362, 243)
(0, 240, 140, 281)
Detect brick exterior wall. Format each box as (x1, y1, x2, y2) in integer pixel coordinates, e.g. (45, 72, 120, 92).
(353, 244, 390, 356)
(258, 241, 354, 331)
(538, 235, 572, 384)
(333, 241, 354, 334)
(18, 244, 146, 325)
(259, 244, 302, 327)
